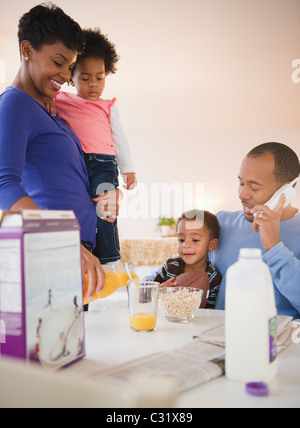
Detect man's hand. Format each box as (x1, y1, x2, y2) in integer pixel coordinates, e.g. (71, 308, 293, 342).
(251, 194, 285, 252)
(81, 245, 105, 300)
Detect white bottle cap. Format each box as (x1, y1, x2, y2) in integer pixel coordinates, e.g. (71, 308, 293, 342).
(239, 248, 262, 258)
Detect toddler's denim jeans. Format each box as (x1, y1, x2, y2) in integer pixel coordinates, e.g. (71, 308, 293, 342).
(84, 153, 121, 265)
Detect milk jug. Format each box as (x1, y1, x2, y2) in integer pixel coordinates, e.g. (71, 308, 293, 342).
(225, 248, 278, 383)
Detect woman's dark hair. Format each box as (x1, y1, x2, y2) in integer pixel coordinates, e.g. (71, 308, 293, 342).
(247, 142, 300, 185)
(18, 2, 84, 56)
(74, 28, 119, 75)
(177, 210, 221, 240)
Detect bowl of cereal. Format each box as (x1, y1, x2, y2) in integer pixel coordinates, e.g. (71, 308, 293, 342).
(158, 286, 203, 323)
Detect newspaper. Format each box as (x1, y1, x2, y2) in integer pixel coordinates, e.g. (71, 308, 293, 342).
(89, 315, 294, 393)
(193, 315, 295, 353)
(91, 340, 225, 393)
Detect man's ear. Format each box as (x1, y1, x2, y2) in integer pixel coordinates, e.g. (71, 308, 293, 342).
(208, 238, 218, 252)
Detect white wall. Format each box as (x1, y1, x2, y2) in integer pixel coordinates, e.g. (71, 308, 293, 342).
(1, 0, 300, 237)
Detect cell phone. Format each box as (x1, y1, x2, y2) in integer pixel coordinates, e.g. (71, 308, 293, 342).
(254, 177, 299, 217)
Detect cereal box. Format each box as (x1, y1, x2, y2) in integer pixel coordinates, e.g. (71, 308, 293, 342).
(0, 210, 85, 370)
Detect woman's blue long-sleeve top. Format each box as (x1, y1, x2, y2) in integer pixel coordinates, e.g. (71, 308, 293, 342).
(0, 87, 97, 245)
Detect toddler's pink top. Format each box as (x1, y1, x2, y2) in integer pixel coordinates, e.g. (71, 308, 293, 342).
(56, 91, 117, 155)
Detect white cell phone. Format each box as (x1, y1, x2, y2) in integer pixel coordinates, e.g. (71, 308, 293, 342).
(254, 177, 299, 217)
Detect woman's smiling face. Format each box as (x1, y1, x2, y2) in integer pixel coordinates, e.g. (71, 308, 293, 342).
(21, 39, 77, 103)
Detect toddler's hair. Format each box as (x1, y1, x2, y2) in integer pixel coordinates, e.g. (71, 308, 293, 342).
(176, 210, 220, 240)
(74, 27, 119, 75)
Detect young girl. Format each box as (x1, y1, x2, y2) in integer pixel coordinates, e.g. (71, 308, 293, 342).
(154, 210, 222, 309)
(56, 28, 137, 264)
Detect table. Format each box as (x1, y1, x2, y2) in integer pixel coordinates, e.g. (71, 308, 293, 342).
(120, 237, 177, 266)
(68, 308, 300, 408)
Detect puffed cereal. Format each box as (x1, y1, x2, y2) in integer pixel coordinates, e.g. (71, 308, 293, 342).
(158, 287, 202, 320)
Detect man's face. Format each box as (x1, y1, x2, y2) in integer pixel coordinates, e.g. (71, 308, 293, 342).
(238, 154, 280, 222)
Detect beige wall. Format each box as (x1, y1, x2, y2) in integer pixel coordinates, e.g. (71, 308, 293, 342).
(0, 34, 6, 93)
(1, 0, 299, 237)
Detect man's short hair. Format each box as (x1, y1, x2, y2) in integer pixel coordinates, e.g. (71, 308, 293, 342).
(247, 142, 300, 185)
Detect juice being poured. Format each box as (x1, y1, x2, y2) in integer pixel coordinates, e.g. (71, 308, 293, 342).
(83, 264, 138, 305)
(130, 312, 157, 332)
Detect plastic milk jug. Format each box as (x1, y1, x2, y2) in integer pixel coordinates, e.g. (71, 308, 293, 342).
(225, 248, 278, 383)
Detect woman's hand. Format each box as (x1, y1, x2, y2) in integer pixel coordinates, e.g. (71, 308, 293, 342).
(81, 244, 105, 301)
(92, 188, 124, 223)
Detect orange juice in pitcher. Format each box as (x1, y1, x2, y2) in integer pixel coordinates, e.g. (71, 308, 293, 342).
(83, 263, 138, 305)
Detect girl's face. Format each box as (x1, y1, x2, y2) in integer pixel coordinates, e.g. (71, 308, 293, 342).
(177, 219, 217, 269)
(71, 57, 106, 100)
(21, 40, 77, 104)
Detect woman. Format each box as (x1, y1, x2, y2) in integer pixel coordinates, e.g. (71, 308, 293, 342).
(0, 4, 119, 300)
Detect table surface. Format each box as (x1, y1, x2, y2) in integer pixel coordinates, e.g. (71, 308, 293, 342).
(68, 308, 300, 408)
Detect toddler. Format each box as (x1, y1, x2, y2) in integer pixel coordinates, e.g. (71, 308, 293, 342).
(154, 210, 222, 309)
(56, 28, 136, 264)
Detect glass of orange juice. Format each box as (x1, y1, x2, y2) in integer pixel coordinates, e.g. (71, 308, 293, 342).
(127, 281, 160, 332)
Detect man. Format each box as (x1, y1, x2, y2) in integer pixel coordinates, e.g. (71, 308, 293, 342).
(211, 142, 300, 318)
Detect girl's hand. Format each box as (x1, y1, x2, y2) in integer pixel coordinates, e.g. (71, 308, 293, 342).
(123, 173, 137, 190)
(44, 97, 57, 116)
